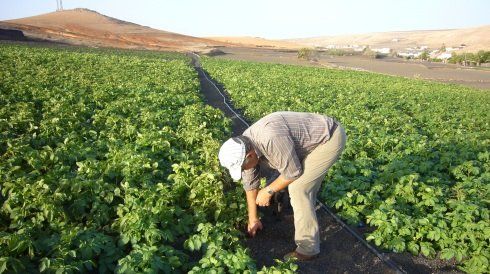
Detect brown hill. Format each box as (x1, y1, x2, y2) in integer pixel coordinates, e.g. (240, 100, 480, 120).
(2, 9, 487, 53)
(285, 25, 490, 52)
(0, 8, 229, 52)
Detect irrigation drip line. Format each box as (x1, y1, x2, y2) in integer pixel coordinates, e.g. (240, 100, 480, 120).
(190, 52, 405, 274)
(189, 52, 250, 128)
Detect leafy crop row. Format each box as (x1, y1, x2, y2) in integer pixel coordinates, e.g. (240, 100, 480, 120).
(0, 45, 296, 273)
(201, 57, 490, 273)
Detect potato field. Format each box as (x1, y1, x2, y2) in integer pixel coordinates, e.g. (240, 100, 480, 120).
(0, 45, 299, 273)
(0, 44, 489, 273)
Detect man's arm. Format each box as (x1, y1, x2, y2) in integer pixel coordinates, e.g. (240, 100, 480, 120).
(256, 175, 294, 206)
(245, 189, 263, 237)
(245, 189, 259, 223)
(269, 175, 294, 192)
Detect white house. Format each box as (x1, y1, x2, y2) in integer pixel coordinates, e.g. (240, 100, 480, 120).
(429, 50, 440, 58)
(353, 46, 366, 52)
(436, 53, 452, 60)
(398, 51, 423, 58)
(372, 48, 391, 54)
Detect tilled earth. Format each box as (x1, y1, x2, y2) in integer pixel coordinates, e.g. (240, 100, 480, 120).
(246, 197, 396, 274)
(190, 54, 463, 274)
(247, 197, 461, 274)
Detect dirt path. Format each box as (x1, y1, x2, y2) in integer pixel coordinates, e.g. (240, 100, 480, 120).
(189, 53, 463, 274)
(189, 54, 249, 135)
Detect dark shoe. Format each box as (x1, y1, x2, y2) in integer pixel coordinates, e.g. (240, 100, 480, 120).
(284, 251, 318, 261)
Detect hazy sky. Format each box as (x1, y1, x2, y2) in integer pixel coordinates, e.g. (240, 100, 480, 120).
(1, 0, 489, 39)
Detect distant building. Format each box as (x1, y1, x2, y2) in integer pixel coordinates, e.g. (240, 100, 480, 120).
(429, 50, 440, 58)
(437, 53, 452, 59)
(325, 44, 366, 52)
(372, 48, 391, 54)
(398, 51, 422, 58)
(353, 46, 366, 52)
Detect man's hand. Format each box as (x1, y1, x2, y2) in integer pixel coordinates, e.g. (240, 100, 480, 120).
(256, 188, 272, 207)
(247, 219, 263, 237)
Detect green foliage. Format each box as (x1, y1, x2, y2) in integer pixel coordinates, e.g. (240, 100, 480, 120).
(297, 48, 317, 61)
(362, 47, 382, 59)
(323, 48, 360, 56)
(440, 43, 446, 52)
(186, 223, 255, 273)
(185, 222, 298, 273)
(449, 51, 490, 66)
(0, 45, 296, 273)
(258, 259, 298, 274)
(201, 57, 490, 273)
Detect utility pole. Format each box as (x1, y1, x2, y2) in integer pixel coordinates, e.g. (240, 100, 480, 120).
(56, 0, 63, 11)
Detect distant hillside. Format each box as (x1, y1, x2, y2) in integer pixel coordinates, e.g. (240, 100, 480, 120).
(2, 9, 488, 53)
(207, 36, 301, 49)
(0, 8, 228, 52)
(285, 25, 490, 52)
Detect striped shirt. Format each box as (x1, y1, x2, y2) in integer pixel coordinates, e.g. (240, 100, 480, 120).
(241, 111, 337, 191)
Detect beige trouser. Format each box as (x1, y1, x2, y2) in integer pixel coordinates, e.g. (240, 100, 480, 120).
(288, 124, 347, 256)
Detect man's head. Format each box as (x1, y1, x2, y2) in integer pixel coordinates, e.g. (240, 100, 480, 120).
(218, 136, 259, 181)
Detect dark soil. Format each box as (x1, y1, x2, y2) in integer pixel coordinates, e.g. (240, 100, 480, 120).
(247, 195, 396, 274)
(0, 28, 27, 41)
(189, 53, 463, 274)
(0, 28, 67, 44)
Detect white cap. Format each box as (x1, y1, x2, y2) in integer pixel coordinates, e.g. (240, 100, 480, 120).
(218, 137, 246, 181)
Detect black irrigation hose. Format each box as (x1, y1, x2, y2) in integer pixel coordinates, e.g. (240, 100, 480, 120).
(189, 52, 251, 128)
(189, 52, 406, 274)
